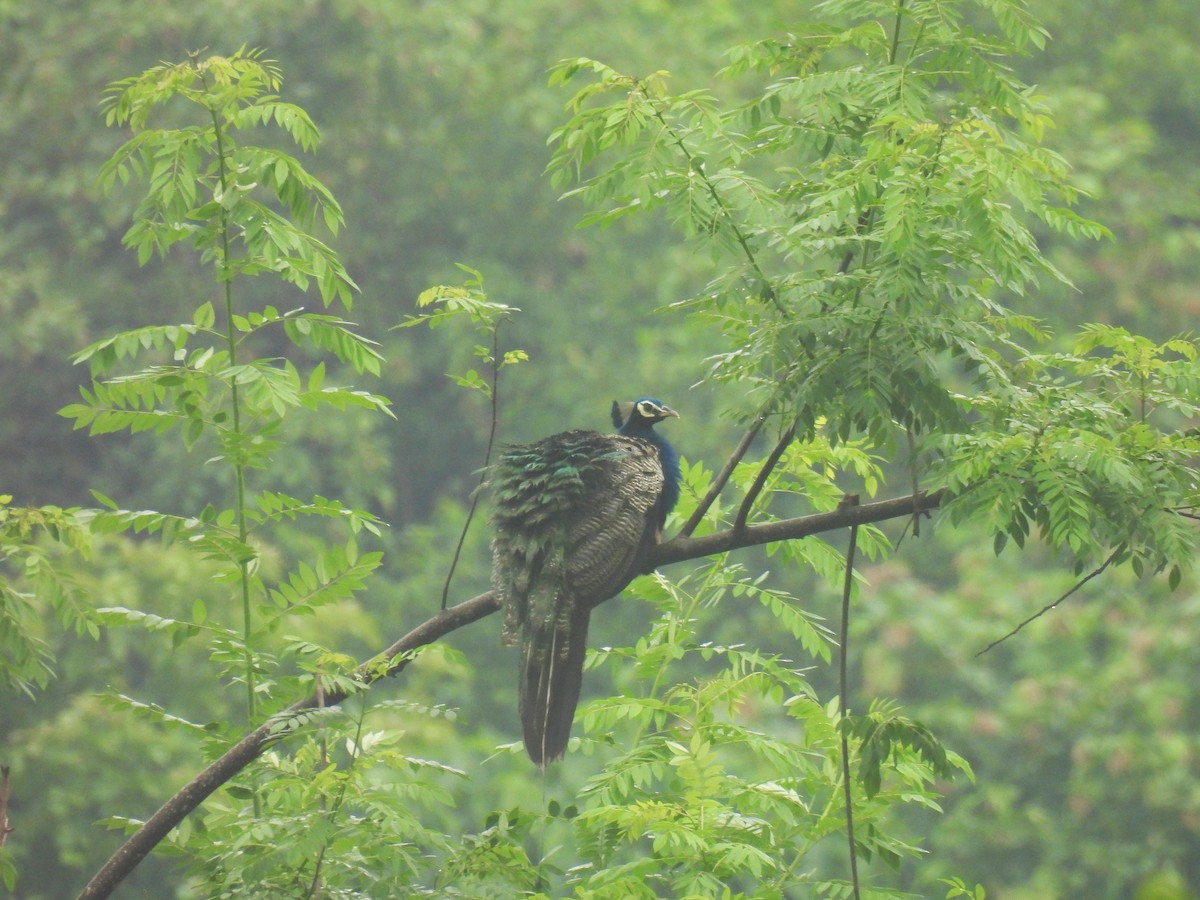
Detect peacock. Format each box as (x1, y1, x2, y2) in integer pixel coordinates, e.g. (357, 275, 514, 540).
(489, 398, 680, 765)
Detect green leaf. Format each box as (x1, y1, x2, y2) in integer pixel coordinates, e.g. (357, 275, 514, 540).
(282, 314, 383, 375)
(308, 361, 326, 392)
(193, 301, 215, 329)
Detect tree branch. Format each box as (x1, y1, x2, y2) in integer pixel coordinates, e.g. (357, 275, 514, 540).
(733, 426, 795, 532)
(77, 488, 944, 899)
(441, 319, 506, 610)
(678, 411, 767, 538)
(837, 506, 862, 900)
(974, 543, 1123, 657)
(0, 764, 12, 848)
(654, 488, 944, 566)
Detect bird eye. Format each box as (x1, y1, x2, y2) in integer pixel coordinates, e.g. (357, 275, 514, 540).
(638, 401, 655, 417)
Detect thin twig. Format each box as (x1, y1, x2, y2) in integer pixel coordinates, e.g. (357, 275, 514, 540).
(828, 0, 911, 317)
(975, 545, 1124, 656)
(441, 321, 505, 609)
(203, 79, 260, 814)
(0, 764, 12, 847)
(888, 502, 919, 552)
(307, 670, 327, 899)
(837, 504, 862, 900)
(836, 208, 874, 277)
(308, 695, 366, 900)
(907, 428, 921, 538)
(679, 410, 768, 537)
(889, 0, 909, 65)
(733, 426, 795, 531)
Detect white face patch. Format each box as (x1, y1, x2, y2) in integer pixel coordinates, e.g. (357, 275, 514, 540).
(637, 400, 658, 418)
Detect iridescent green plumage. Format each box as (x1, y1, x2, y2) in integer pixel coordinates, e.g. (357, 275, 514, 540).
(490, 422, 671, 766)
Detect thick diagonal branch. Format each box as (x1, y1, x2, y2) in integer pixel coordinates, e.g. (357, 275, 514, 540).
(77, 488, 944, 900)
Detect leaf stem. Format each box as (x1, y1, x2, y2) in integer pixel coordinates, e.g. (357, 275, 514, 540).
(646, 101, 782, 312)
(889, 0, 909, 65)
(205, 88, 258, 737)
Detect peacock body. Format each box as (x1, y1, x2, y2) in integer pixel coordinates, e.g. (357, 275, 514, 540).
(490, 398, 680, 765)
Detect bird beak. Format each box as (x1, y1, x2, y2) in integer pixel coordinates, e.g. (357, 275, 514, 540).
(661, 406, 680, 419)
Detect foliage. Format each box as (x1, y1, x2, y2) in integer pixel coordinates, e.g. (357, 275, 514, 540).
(1, 0, 1199, 898)
(402, 263, 528, 401)
(168, 696, 465, 898)
(847, 534, 1200, 898)
(97, 48, 354, 301)
(937, 324, 1200, 577)
(565, 563, 968, 898)
(0, 498, 95, 696)
(22, 48, 426, 896)
(51, 54, 392, 790)
(544, 0, 1197, 605)
(537, 0, 1200, 894)
(546, 9, 1095, 445)
(400, 264, 529, 608)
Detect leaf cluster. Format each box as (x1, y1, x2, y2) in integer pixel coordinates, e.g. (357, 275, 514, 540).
(400, 264, 529, 399)
(98, 48, 355, 305)
(0, 498, 95, 695)
(556, 560, 967, 896)
(544, 2, 1084, 438)
(160, 700, 464, 897)
(938, 325, 1200, 576)
(544, 0, 1198, 595)
(61, 299, 389, 456)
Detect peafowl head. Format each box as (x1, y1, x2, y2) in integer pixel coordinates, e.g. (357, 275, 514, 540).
(611, 397, 679, 434)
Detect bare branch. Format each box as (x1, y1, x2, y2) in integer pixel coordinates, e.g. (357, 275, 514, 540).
(906, 428, 922, 538)
(733, 426, 795, 532)
(655, 488, 944, 566)
(77, 489, 944, 899)
(837, 503, 862, 900)
(1, 764, 12, 848)
(678, 411, 767, 538)
(441, 320, 506, 610)
(975, 544, 1124, 657)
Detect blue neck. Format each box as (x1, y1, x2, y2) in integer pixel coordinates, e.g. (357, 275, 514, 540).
(620, 421, 680, 527)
